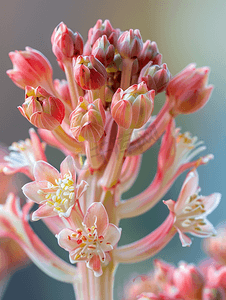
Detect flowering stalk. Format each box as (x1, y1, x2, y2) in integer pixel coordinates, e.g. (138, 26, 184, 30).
(1, 19, 220, 300)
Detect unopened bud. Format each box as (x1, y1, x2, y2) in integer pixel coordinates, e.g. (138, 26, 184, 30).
(111, 82, 154, 129)
(173, 262, 204, 299)
(92, 35, 115, 67)
(117, 29, 143, 59)
(139, 62, 171, 94)
(138, 40, 162, 70)
(70, 98, 106, 142)
(51, 22, 83, 67)
(166, 63, 213, 115)
(18, 86, 65, 130)
(73, 55, 107, 90)
(7, 47, 53, 92)
(84, 19, 120, 55)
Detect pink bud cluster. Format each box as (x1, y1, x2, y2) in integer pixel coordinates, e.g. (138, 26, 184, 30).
(125, 257, 226, 300)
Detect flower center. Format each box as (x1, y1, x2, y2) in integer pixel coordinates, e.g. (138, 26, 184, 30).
(38, 172, 75, 213)
(5, 139, 36, 169)
(176, 192, 207, 230)
(68, 225, 112, 262)
(177, 132, 194, 147)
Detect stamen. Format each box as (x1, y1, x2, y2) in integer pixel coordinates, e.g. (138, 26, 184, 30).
(36, 171, 75, 214)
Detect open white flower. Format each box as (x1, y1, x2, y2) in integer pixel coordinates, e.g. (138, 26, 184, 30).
(164, 170, 221, 247)
(22, 155, 88, 220)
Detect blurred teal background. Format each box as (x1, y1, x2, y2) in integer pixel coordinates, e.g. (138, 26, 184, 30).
(0, 0, 225, 299)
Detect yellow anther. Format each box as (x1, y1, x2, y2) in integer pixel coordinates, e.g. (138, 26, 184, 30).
(75, 254, 81, 260)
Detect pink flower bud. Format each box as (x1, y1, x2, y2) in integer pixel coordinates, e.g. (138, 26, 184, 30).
(166, 63, 213, 115)
(73, 55, 107, 90)
(117, 29, 143, 59)
(84, 19, 120, 55)
(7, 47, 53, 91)
(173, 262, 204, 299)
(205, 226, 226, 265)
(18, 86, 65, 130)
(111, 82, 154, 129)
(51, 22, 83, 66)
(138, 40, 162, 70)
(70, 97, 106, 142)
(139, 62, 171, 94)
(92, 35, 115, 67)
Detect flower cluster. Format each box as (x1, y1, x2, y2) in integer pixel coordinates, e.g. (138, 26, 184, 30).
(0, 19, 220, 300)
(124, 226, 226, 300)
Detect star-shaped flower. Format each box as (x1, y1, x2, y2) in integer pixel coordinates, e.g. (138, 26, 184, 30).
(22, 155, 88, 220)
(164, 170, 221, 247)
(56, 202, 121, 277)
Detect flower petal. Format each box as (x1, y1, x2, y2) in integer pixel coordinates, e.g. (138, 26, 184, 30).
(56, 228, 78, 252)
(201, 193, 221, 217)
(32, 203, 58, 221)
(83, 202, 109, 236)
(188, 218, 217, 238)
(102, 224, 121, 251)
(175, 170, 199, 213)
(22, 181, 46, 203)
(86, 254, 103, 277)
(76, 180, 89, 199)
(60, 155, 77, 182)
(34, 160, 60, 183)
(176, 227, 192, 247)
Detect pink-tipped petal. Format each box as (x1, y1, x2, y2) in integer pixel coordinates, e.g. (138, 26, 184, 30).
(60, 155, 77, 181)
(102, 224, 122, 251)
(83, 202, 109, 236)
(86, 254, 103, 277)
(32, 203, 58, 221)
(22, 181, 46, 203)
(177, 228, 192, 247)
(56, 228, 79, 252)
(201, 193, 221, 217)
(175, 170, 199, 213)
(34, 160, 60, 183)
(76, 180, 89, 199)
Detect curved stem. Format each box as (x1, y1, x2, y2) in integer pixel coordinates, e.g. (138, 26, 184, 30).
(117, 153, 210, 220)
(113, 212, 176, 264)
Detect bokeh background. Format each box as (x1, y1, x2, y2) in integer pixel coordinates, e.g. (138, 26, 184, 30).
(0, 0, 225, 299)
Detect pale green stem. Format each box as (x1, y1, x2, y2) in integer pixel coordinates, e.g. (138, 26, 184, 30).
(120, 58, 134, 90)
(52, 125, 85, 154)
(63, 60, 82, 109)
(113, 213, 176, 264)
